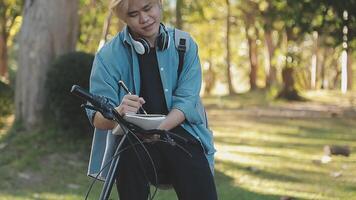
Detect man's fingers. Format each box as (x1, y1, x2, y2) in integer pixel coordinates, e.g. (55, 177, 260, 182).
(123, 95, 145, 107)
(121, 98, 142, 108)
(139, 97, 146, 104)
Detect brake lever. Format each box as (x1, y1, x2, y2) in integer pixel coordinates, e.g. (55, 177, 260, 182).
(81, 104, 97, 111)
(81, 100, 114, 120)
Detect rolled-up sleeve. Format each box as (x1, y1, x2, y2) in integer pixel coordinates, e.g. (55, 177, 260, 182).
(172, 38, 203, 124)
(85, 53, 120, 125)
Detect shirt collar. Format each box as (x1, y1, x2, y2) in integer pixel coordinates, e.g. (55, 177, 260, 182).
(122, 23, 166, 46)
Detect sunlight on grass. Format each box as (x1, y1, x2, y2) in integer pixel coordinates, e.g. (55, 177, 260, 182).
(0, 193, 82, 200)
(303, 90, 356, 106)
(211, 108, 356, 200)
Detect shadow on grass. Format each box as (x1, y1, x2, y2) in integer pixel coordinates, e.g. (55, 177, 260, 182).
(215, 166, 280, 200)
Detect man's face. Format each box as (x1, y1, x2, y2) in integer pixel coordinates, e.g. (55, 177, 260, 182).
(125, 0, 161, 45)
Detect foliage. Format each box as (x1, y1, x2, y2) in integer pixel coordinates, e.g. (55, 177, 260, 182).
(0, 0, 23, 37)
(77, 0, 108, 52)
(0, 0, 23, 79)
(44, 52, 94, 137)
(77, 0, 123, 53)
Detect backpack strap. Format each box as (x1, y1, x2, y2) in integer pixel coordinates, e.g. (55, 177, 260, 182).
(174, 29, 190, 78)
(174, 29, 210, 129)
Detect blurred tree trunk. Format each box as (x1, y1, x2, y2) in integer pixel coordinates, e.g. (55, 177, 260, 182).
(204, 57, 215, 96)
(242, 5, 258, 91)
(264, 29, 276, 88)
(176, 0, 183, 29)
(0, 28, 7, 80)
(245, 25, 258, 90)
(15, 0, 79, 130)
(0, 1, 8, 80)
(320, 48, 327, 89)
(347, 49, 352, 90)
(277, 30, 302, 101)
(331, 56, 341, 89)
(97, 11, 113, 51)
(311, 32, 318, 90)
(225, 0, 235, 95)
(277, 67, 303, 100)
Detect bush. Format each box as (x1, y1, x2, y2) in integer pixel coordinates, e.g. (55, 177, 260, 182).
(44, 52, 94, 137)
(0, 81, 13, 117)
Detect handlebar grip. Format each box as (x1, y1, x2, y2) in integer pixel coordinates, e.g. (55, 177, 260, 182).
(71, 85, 95, 103)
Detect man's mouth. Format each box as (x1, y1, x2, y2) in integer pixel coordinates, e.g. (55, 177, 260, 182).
(143, 22, 155, 30)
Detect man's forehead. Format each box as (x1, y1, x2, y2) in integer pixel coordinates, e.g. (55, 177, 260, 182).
(127, 0, 152, 11)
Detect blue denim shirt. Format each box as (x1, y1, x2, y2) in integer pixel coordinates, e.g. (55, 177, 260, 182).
(86, 25, 216, 181)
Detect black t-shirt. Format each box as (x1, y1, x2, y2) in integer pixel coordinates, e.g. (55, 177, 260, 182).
(138, 48, 169, 115)
(137, 48, 196, 142)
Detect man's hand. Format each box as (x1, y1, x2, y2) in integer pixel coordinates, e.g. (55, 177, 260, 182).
(93, 94, 145, 130)
(116, 95, 145, 116)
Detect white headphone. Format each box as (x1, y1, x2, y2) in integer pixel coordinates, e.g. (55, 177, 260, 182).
(129, 24, 170, 55)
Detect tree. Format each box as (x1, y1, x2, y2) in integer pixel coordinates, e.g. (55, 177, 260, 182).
(0, 0, 22, 81)
(273, 0, 309, 100)
(77, 0, 123, 53)
(15, 0, 79, 129)
(182, 0, 224, 95)
(225, 0, 236, 94)
(240, 1, 260, 91)
(260, 0, 279, 88)
(176, 0, 183, 29)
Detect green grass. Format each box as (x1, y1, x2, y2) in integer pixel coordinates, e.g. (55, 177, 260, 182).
(1, 90, 356, 199)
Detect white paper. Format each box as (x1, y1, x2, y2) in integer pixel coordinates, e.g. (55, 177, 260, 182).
(123, 113, 166, 130)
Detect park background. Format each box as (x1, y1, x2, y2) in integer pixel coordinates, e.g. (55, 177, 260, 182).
(0, 0, 356, 199)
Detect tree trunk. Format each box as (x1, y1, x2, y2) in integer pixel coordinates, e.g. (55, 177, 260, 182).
(320, 48, 327, 89)
(0, 8, 8, 80)
(97, 11, 113, 51)
(225, 0, 235, 95)
(331, 56, 340, 89)
(0, 31, 7, 79)
(264, 29, 276, 88)
(277, 31, 302, 101)
(341, 49, 348, 93)
(243, 7, 258, 91)
(347, 48, 352, 90)
(204, 58, 215, 96)
(15, 0, 79, 129)
(245, 26, 258, 90)
(277, 67, 302, 101)
(176, 0, 183, 29)
(311, 32, 318, 90)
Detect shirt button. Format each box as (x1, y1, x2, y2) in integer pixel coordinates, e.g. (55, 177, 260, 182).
(164, 89, 168, 92)
(160, 67, 164, 71)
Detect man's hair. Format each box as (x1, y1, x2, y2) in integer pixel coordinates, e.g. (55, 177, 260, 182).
(110, 0, 163, 20)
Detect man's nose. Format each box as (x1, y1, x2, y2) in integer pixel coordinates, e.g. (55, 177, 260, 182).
(139, 12, 149, 24)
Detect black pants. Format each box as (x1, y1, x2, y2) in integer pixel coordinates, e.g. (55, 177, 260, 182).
(115, 129, 218, 200)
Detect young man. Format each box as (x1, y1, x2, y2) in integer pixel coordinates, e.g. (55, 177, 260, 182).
(86, 0, 217, 199)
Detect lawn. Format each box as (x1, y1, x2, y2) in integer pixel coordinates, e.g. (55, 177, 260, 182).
(0, 90, 355, 200)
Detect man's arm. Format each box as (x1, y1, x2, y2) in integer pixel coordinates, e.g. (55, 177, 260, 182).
(157, 109, 185, 130)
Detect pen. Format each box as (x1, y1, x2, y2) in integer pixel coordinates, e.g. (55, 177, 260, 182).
(119, 80, 148, 115)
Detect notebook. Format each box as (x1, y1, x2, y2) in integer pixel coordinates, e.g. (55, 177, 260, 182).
(123, 113, 166, 130)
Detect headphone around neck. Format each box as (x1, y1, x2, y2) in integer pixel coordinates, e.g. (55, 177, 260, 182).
(129, 24, 170, 55)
